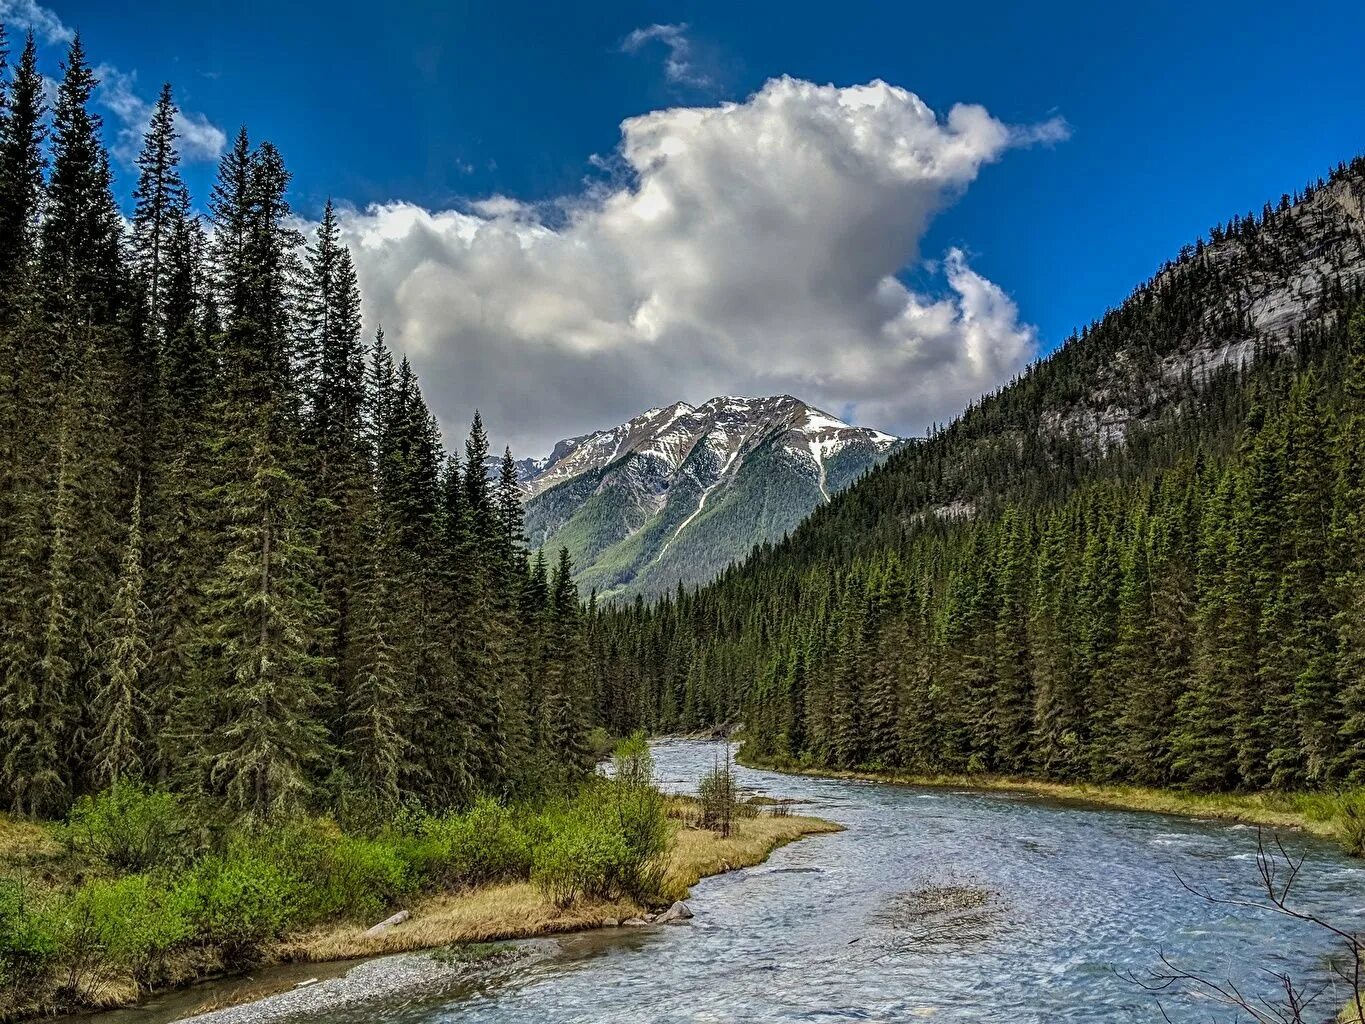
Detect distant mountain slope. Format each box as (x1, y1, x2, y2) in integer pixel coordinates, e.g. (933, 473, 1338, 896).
(521, 396, 901, 599)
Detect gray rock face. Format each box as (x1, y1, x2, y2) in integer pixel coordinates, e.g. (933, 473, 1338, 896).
(655, 901, 694, 924)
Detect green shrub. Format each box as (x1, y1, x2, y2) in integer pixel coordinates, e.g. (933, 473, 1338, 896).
(1336, 790, 1365, 856)
(697, 755, 738, 837)
(64, 784, 194, 872)
(608, 735, 670, 900)
(412, 798, 533, 888)
(531, 776, 670, 908)
(0, 877, 55, 991)
(220, 820, 416, 926)
(45, 874, 193, 989)
(175, 853, 296, 961)
(309, 834, 415, 922)
(532, 798, 632, 908)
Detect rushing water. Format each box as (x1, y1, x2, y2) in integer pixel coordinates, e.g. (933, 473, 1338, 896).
(99, 739, 1357, 1024)
(301, 738, 1360, 1024)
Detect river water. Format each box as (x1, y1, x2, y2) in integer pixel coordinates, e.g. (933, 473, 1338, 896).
(324, 738, 1363, 1024)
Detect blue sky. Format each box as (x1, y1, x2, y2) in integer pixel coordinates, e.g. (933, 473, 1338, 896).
(9, 0, 1365, 450)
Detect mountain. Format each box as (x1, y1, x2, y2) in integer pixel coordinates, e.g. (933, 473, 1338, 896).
(520, 395, 901, 599)
(584, 156, 1365, 793)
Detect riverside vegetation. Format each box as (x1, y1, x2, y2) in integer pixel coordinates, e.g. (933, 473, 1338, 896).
(0, 734, 836, 1018)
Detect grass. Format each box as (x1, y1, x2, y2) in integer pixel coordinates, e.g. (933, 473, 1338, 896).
(0, 736, 848, 1021)
(276, 805, 840, 963)
(739, 753, 1365, 852)
(659, 805, 842, 902)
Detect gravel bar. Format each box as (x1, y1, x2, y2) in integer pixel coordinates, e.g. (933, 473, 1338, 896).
(176, 944, 543, 1024)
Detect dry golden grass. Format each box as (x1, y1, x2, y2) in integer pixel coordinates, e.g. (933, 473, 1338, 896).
(277, 810, 840, 964)
(0, 812, 62, 861)
(277, 882, 642, 962)
(660, 813, 843, 901)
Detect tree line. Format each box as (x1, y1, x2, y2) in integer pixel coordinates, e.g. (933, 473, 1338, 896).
(0, 28, 593, 823)
(586, 159, 1365, 793)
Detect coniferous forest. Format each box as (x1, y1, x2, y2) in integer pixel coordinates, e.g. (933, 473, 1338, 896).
(587, 159, 1365, 794)
(4, 14, 1365, 1023)
(0, 29, 595, 825)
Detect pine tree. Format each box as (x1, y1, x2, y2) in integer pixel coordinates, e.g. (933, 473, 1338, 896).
(0, 32, 45, 312)
(544, 548, 589, 777)
(41, 35, 123, 326)
(93, 483, 151, 787)
(130, 84, 188, 342)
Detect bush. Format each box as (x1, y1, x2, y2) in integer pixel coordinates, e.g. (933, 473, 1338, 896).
(1337, 790, 1365, 856)
(175, 852, 296, 961)
(531, 765, 671, 909)
(311, 835, 415, 922)
(0, 878, 55, 991)
(44, 874, 193, 992)
(531, 796, 632, 908)
(608, 735, 670, 900)
(224, 819, 417, 926)
(409, 798, 533, 888)
(697, 754, 738, 837)
(64, 784, 194, 873)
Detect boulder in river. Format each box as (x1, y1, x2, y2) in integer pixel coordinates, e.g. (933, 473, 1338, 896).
(622, 917, 650, 926)
(656, 901, 693, 924)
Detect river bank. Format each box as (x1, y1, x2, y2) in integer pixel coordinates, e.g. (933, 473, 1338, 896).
(270, 806, 839, 965)
(48, 803, 839, 1024)
(738, 751, 1364, 853)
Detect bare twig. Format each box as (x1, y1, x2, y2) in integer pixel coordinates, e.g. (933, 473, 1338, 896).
(1122, 829, 1362, 1024)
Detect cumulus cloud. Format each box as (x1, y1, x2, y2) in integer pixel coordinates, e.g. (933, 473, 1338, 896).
(96, 64, 227, 166)
(0, 0, 73, 44)
(621, 23, 708, 88)
(337, 77, 1066, 455)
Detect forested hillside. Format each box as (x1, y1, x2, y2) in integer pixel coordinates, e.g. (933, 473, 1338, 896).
(0, 29, 593, 823)
(587, 158, 1365, 792)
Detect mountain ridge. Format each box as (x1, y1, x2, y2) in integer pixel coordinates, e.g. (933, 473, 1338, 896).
(519, 394, 902, 599)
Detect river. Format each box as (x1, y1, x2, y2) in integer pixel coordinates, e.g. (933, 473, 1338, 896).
(99, 738, 1363, 1023)
(320, 738, 1362, 1023)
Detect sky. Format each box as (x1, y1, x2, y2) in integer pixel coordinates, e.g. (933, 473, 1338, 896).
(4, 0, 1364, 455)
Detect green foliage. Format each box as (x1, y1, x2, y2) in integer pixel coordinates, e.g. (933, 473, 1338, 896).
(405, 797, 534, 889)
(237, 819, 415, 925)
(697, 754, 738, 836)
(63, 784, 194, 872)
(531, 772, 670, 908)
(531, 794, 632, 909)
(175, 851, 296, 960)
(46, 874, 193, 982)
(0, 878, 55, 989)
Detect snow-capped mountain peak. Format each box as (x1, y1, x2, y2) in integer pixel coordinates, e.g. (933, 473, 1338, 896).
(521, 395, 897, 499)
(520, 396, 904, 599)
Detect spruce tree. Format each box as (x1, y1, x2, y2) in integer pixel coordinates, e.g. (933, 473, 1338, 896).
(93, 483, 151, 786)
(0, 32, 45, 312)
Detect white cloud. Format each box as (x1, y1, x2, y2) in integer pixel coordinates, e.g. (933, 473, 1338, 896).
(96, 64, 226, 166)
(0, 0, 73, 44)
(337, 77, 1067, 456)
(621, 22, 708, 88)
